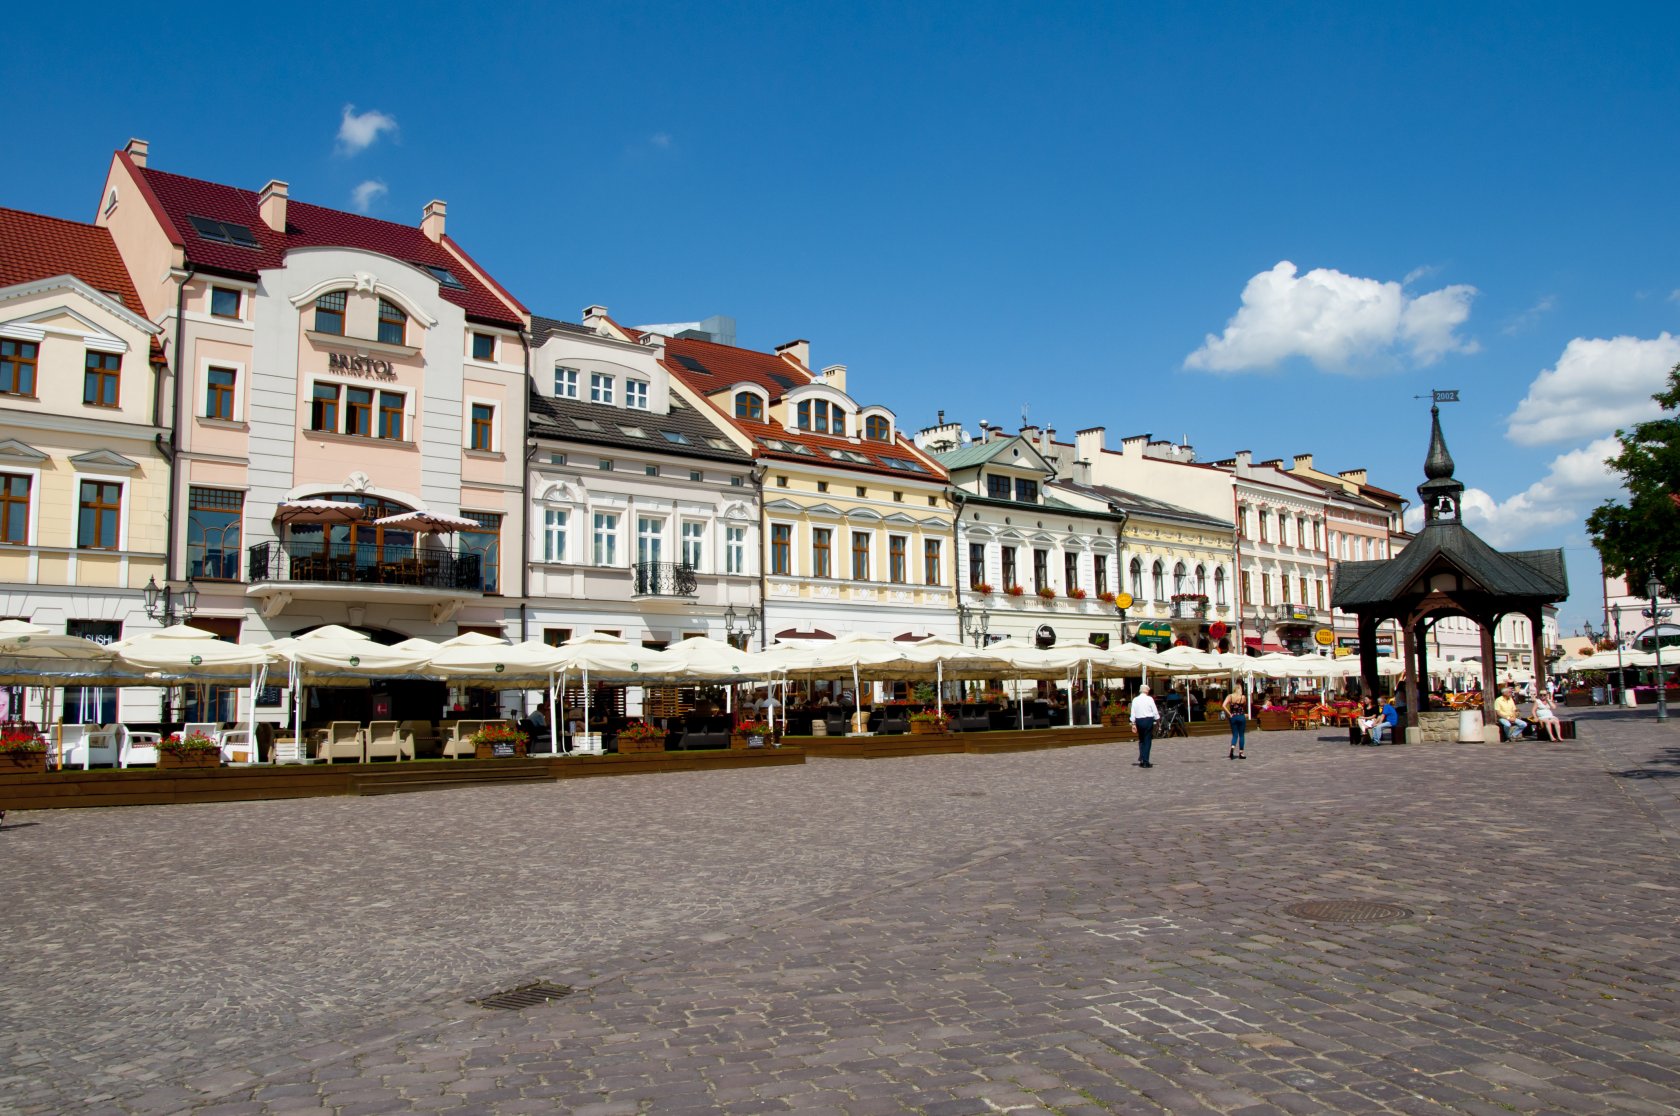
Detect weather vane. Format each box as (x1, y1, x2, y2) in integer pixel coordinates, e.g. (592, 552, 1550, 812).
(1414, 389, 1460, 403)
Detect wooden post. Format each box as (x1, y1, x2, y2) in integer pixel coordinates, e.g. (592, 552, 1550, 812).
(1401, 622, 1419, 729)
(1528, 608, 1547, 697)
(1480, 616, 1499, 729)
(1358, 612, 1380, 700)
(1415, 616, 1431, 713)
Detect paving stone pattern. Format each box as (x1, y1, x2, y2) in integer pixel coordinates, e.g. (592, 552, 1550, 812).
(5, 710, 1680, 1113)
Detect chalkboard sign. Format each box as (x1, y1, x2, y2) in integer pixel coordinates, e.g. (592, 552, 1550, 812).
(490, 740, 517, 758)
(256, 686, 284, 707)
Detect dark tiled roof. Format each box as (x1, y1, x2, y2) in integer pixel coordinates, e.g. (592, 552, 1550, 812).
(1332, 522, 1568, 607)
(0, 207, 143, 309)
(735, 417, 947, 481)
(1048, 479, 1235, 532)
(528, 388, 751, 464)
(530, 315, 599, 345)
(129, 161, 523, 327)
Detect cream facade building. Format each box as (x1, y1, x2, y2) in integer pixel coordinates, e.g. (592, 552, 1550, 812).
(0, 207, 168, 721)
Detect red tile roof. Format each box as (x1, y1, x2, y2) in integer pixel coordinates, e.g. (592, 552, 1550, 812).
(0, 206, 144, 311)
(664, 335, 946, 482)
(126, 158, 523, 327)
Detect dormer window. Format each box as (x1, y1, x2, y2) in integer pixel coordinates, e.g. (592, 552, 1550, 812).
(735, 392, 763, 421)
(314, 291, 347, 335)
(986, 474, 1010, 500)
(865, 415, 891, 441)
(590, 373, 614, 405)
(1014, 478, 1039, 503)
(625, 380, 649, 410)
(377, 299, 407, 345)
(555, 367, 579, 398)
(797, 398, 845, 434)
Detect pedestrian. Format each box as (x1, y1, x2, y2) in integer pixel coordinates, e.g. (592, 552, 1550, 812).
(1223, 685, 1248, 759)
(1131, 684, 1160, 768)
(1531, 689, 1562, 741)
(1494, 687, 1528, 741)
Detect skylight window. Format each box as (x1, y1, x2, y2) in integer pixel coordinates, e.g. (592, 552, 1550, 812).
(572, 418, 604, 432)
(705, 437, 733, 450)
(661, 431, 690, 444)
(422, 264, 466, 289)
(187, 215, 258, 248)
(619, 425, 648, 438)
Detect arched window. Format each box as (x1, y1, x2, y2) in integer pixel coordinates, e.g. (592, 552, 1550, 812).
(1194, 564, 1206, 595)
(1152, 560, 1165, 601)
(1129, 557, 1143, 599)
(865, 415, 891, 441)
(377, 299, 407, 345)
(1214, 567, 1226, 605)
(1172, 562, 1186, 595)
(314, 290, 347, 335)
(735, 392, 763, 422)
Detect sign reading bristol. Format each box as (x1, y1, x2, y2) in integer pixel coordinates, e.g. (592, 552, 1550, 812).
(327, 351, 398, 380)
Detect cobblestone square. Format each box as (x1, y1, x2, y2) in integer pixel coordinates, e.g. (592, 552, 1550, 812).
(5, 710, 1680, 1114)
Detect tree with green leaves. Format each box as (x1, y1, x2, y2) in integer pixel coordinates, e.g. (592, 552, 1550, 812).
(1587, 362, 1680, 594)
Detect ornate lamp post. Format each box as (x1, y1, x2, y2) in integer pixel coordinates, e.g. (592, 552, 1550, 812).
(958, 600, 991, 647)
(1252, 605, 1273, 657)
(142, 575, 199, 628)
(722, 604, 761, 651)
(1648, 575, 1670, 722)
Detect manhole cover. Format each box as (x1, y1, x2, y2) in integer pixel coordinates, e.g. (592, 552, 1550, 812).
(474, 980, 574, 1010)
(1284, 900, 1412, 923)
(947, 791, 987, 797)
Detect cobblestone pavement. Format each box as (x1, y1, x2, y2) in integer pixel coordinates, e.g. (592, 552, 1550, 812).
(5, 710, 1680, 1114)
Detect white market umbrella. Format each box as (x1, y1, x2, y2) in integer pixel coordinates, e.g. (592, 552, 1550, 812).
(372, 510, 482, 534)
(552, 634, 674, 752)
(273, 500, 367, 526)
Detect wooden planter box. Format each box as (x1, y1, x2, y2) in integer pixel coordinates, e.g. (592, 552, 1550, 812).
(1254, 711, 1292, 732)
(616, 735, 666, 754)
(159, 749, 221, 770)
(909, 721, 948, 735)
(1565, 692, 1593, 707)
(1, 749, 47, 774)
(1634, 689, 1680, 705)
(1102, 714, 1128, 728)
(474, 739, 528, 759)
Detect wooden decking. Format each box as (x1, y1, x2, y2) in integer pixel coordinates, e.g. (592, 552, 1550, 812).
(0, 747, 807, 812)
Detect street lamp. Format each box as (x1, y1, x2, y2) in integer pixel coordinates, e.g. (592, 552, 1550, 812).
(958, 600, 991, 647)
(1648, 575, 1669, 722)
(142, 575, 199, 627)
(722, 604, 761, 650)
(1252, 605, 1273, 656)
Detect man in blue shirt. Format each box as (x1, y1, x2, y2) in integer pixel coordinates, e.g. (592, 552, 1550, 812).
(1371, 696, 1399, 744)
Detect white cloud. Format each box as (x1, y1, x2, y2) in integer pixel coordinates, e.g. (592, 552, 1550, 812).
(1403, 436, 1624, 547)
(1504, 332, 1680, 445)
(350, 179, 388, 213)
(1184, 261, 1478, 373)
(337, 105, 398, 155)
(1502, 294, 1557, 335)
(650, 132, 672, 149)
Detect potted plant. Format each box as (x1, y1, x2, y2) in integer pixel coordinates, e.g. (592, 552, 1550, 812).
(1004, 584, 1026, 597)
(1068, 587, 1088, 600)
(1037, 586, 1057, 600)
(912, 682, 937, 706)
(909, 710, 950, 735)
(1097, 590, 1118, 604)
(1101, 700, 1129, 728)
(0, 729, 47, 773)
(1254, 704, 1292, 731)
(160, 730, 221, 770)
(732, 721, 774, 749)
(471, 722, 529, 758)
(973, 582, 994, 595)
(615, 721, 667, 754)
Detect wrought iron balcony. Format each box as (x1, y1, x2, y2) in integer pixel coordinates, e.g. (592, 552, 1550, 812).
(633, 561, 698, 598)
(246, 541, 484, 591)
(1170, 598, 1209, 620)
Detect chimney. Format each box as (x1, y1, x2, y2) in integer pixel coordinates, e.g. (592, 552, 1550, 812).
(1075, 426, 1105, 463)
(1338, 468, 1368, 486)
(421, 199, 447, 242)
(258, 179, 288, 233)
(1041, 427, 1055, 454)
(775, 339, 810, 368)
(1019, 424, 1040, 445)
(1292, 453, 1313, 473)
(1232, 450, 1252, 474)
(1120, 434, 1150, 458)
(1073, 459, 1093, 486)
(820, 363, 847, 393)
(124, 138, 149, 168)
(937, 410, 944, 425)
(582, 305, 611, 333)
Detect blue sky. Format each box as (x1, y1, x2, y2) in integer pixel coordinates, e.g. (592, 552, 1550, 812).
(12, 2, 1678, 631)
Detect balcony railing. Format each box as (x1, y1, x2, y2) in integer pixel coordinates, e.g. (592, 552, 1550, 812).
(247, 541, 484, 591)
(633, 561, 698, 598)
(1170, 599, 1209, 620)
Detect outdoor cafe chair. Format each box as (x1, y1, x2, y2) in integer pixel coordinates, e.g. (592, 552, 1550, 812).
(55, 724, 90, 768)
(119, 726, 160, 767)
(318, 721, 366, 763)
(363, 721, 409, 762)
(182, 722, 221, 745)
(82, 724, 122, 767)
(217, 726, 257, 764)
(441, 720, 482, 759)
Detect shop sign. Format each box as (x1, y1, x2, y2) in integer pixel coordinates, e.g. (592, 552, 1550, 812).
(1035, 624, 1056, 648)
(1134, 621, 1173, 647)
(1087, 633, 1109, 650)
(327, 351, 398, 380)
(1313, 628, 1335, 647)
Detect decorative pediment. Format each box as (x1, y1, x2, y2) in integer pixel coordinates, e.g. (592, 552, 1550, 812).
(883, 512, 918, 526)
(542, 481, 583, 505)
(763, 498, 803, 514)
(0, 439, 48, 462)
(919, 517, 950, 530)
(69, 448, 140, 472)
(804, 502, 843, 518)
(846, 507, 883, 522)
(722, 500, 753, 521)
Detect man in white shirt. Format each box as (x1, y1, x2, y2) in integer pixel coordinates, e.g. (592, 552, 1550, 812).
(1130, 685, 1160, 768)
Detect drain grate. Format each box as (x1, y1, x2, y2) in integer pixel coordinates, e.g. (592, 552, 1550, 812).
(474, 981, 574, 1011)
(1284, 900, 1412, 924)
(947, 791, 987, 798)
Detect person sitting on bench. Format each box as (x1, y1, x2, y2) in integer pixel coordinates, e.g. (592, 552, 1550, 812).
(1370, 696, 1399, 745)
(1495, 687, 1529, 741)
